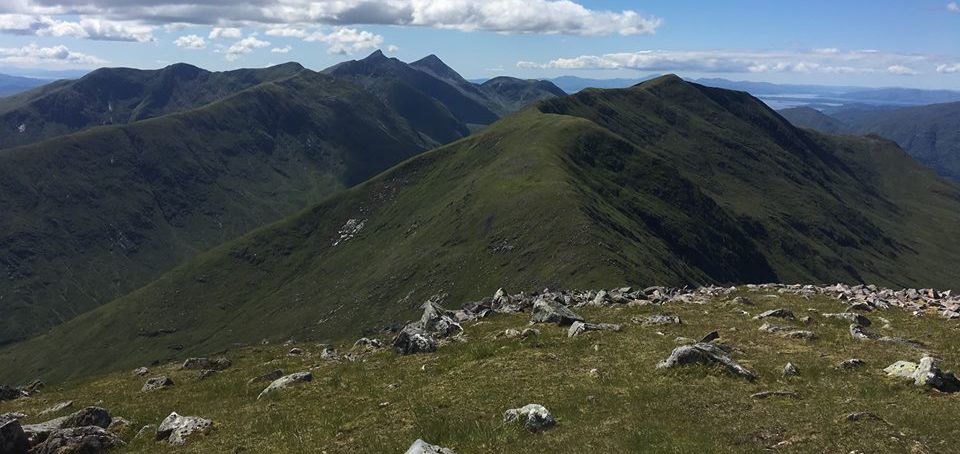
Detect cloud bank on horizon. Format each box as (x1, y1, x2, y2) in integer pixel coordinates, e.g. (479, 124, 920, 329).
(0, 0, 956, 89)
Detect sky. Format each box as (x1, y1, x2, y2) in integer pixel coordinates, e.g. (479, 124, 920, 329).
(0, 0, 958, 88)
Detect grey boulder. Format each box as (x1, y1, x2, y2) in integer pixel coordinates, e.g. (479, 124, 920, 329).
(530, 298, 583, 326)
(30, 426, 123, 454)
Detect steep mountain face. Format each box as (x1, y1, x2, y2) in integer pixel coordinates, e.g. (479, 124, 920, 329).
(0, 63, 305, 149)
(0, 70, 434, 347)
(325, 51, 498, 139)
(779, 107, 849, 134)
(409, 55, 565, 116)
(780, 102, 960, 181)
(5, 75, 959, 384)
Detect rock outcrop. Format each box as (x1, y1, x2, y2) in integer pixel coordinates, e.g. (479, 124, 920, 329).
(885, 356, 960, 392)
(156, 412, 213, 446)
(657, 343, 756, 380)
(141, 376, 174, 392)
(257, 372, 313, 400)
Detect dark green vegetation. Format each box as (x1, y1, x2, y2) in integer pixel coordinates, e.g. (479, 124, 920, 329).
(3, 289, 959, 452)
(0, 63, 305, 149)
(781, 102, 960, 180)
(0, 54, 563, 347)
(4, 75, 959, 384)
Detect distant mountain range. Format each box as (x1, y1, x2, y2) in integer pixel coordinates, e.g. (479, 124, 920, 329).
(483, 76, 960, 109)
(0, 74, 48, 97)
(0, 51, 565, 347)
(781, 103, 960, 181)
(5, 75, 960, 384)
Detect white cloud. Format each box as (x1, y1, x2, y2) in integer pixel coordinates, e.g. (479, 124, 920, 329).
(304, 27, 383, 55)
(270, 45, 291, 54)
(265, 26, 307, 38)
(948, 2, 960, 12)
(386, 44, 400, 53)
(0, 14, 154, 42)
(886, 64, 919, 75)
(0, 43, 106, 66)
(174, 34, 206, 49)
(209, 27, 242, 40)
(225, 35, 269, 61)
(937, 63, 960, 73)
(517, 49, 938, 76)
(0, 1, 661, 36)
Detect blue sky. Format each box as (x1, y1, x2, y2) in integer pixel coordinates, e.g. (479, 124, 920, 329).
(0, 1, 958, 88)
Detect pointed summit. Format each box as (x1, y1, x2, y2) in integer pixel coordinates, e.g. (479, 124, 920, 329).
(362, 49, 388, 62)
(410, 54, 466, 83)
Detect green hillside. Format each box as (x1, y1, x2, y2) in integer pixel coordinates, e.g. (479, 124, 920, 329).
(0, 70, 435, 346)
(3, 75, 959, 384)
(0, 63, 304, 149)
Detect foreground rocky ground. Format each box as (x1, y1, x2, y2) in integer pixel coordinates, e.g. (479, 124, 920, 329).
(2, 284, 960, 453)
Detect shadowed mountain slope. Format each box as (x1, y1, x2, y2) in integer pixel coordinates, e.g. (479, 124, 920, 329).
(0, 70, 436, 346)
(0, 63, 305, 149)
(3, 75, 959, 384)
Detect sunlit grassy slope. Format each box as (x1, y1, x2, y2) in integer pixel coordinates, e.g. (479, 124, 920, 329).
(3, 289, 959, 453)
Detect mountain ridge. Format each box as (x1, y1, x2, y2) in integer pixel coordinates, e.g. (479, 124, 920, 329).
(4, 75, 958, 384)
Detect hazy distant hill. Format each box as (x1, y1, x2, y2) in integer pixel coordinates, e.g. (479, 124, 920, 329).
(6, 75, 958, 383)
(781, 103, 960, 180)
(0, 74, 49, 97)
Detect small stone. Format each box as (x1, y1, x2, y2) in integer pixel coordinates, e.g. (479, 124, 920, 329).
(520, 328, 540, 338)
(753, 309, 796, 321)
(37, 401, 74, 417)
(589, 369, 601, 379)
(182, 357, 232, 371)
(353, 338, 384, 350)
(751, 390, 800, 399)
(824, 313, 872, 326)
(501, 329, 521, 338)
(839, 359, 867, 369)
(567, 322, 622, 338)
(732, 296, 753, 305)
(635, 314, 682, 325)
(247, 370, 284, 386)
(405, 439, 456, 454)
(132, 367, 149, 376)
(700, 331, 720, 343)
(783, 362, 799, 376)
(503, 404, 556, 432)
(288, 348, 304, 356)
(198, 369, 217, 380)
(141, 376, 174, 392)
